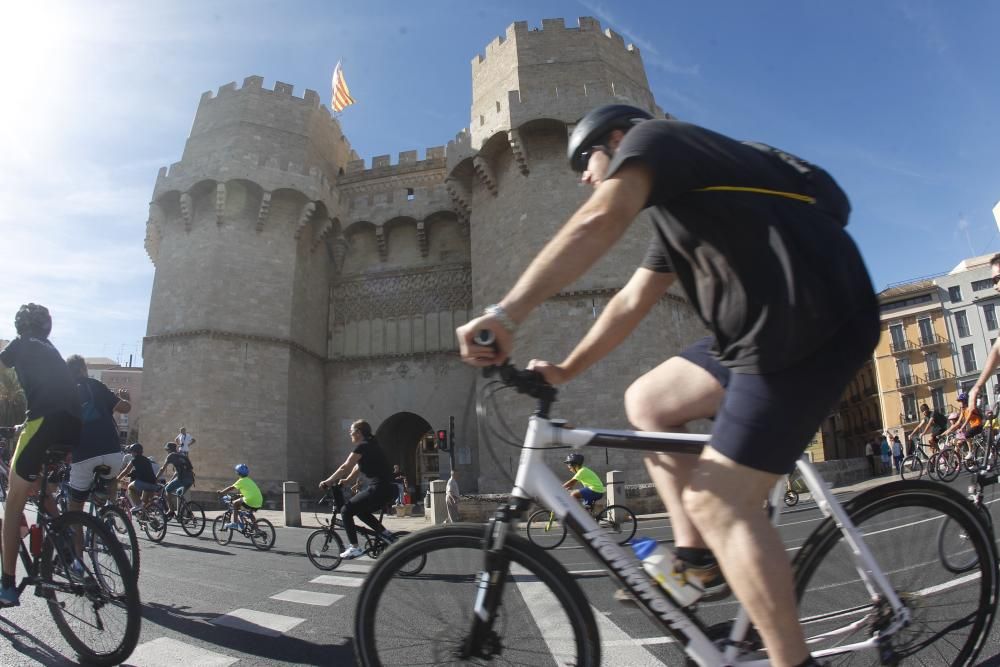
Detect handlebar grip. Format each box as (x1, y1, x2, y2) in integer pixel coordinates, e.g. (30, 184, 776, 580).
(473, 330, 496, 348)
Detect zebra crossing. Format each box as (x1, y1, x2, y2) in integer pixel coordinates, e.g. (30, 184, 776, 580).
(127, 558, 374, 666)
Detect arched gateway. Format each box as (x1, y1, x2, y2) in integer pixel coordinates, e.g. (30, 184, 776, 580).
(376, 412, 437, 501)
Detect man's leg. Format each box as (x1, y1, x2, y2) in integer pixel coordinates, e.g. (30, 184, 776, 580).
(2, 472, 35, 582)
(683, 448, 808, 667)
(624, 352, 725, 549)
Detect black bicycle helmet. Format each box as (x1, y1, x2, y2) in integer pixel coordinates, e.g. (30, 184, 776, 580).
(164, 442, 177, 451)
(14, 303, 52, 338)
(564, 453, 585, 466)
(567, 104, 653, 172)
(127, 442, 143, 455)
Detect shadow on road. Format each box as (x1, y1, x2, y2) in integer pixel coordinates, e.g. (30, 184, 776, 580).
(139, 600, 354, 665)
(145, 540, 233, 557)
(0, 614, 75, 665)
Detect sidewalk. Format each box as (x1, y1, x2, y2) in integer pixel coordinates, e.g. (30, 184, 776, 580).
(244, 472, 903, 530)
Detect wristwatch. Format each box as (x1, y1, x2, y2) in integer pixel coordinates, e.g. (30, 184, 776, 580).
(484, 303, 518, 334)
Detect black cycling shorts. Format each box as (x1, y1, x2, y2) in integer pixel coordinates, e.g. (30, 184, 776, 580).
(12, 411, 81, 482)
(678, 315, 876, 475)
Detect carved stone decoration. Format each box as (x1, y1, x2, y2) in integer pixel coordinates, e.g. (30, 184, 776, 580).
(144, 202, 164, 264)
(332, 266, 472, 324)
(312, 219, 334, 253)
(256, 191, 272, 232)
(508, 128, 530, 175)
(331, 234, 349, 274)
(472, 155, 498, 195)
(375, 226, 388, 261)
(396, 362, 410, 379)
(294, 201, 317, 239)
(215, 183, 227, 226)
(179, 192, 193, 232)
(416, 220, 428, 257)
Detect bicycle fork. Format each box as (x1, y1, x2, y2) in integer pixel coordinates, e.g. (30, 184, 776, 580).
(463, 504, 518, 659)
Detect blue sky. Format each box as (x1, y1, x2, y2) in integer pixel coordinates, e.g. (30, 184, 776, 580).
(2, 1, 997, 365)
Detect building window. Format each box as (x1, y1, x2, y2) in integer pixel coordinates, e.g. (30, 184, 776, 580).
(985, 304, 998, 330)
(931, 387, 945, 413)
(949, 285, 963, 303)
(925, 351, 940, 377)
(973, 278, 994, 292)
(902, 394, 917, 422)
(406, 188, 415, 201)
(880, 293, 932, 313)
(962, 344, 977, 374)
(917, 317, 934, 344)
(955, 310, 970, 338)
(889, 323, 906, 350)
(896, 357, 912, 385)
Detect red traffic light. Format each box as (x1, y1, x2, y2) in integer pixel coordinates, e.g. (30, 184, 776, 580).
(436, 430, 447, 442)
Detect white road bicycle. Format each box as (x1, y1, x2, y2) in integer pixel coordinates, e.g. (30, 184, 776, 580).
(354, 362, 998, 666)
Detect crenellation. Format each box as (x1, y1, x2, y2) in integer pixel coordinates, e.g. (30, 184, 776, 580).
(604, 28, 625, 47)
(398, 150, 417, 165)
(372, 155, 391, 169)
(303, 89, 320, 107)
(243, 75, 264, 89)
(273, 81, 294, 96)
(219, 81, 237, 94)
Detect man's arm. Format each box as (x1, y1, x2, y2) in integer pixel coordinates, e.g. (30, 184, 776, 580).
(529, 267, 674, 384)
(113, 388, 131, 414)
(456, 162, 652, 364)
(116, 462, 133, 482)
(969, 340, 1000, 410)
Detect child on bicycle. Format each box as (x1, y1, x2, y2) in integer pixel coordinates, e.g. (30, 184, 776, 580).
(0, 304, 82, 607)
(117, 442, 160, 513)
(219, 463, 262, 530)
(562, 453, 605, 507)
(155, 442, 195, 518)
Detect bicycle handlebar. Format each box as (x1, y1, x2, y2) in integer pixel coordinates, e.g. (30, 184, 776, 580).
(476, 330, 557, 403)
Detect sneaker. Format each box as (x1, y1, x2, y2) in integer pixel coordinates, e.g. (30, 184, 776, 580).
(0, 585, 19, 608)
(339, 545, 365, 559)
(68, 559, 86, 581)
(130, 507, 141, 516)
(224, 522, 240, 531)
(164, 510, 176, 520)
(680, 558, 730, 602)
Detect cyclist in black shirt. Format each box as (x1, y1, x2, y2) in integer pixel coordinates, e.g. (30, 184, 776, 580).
(456, 105, 878, 667)
(155, 442, 195, 517)
(319, 420, 395, 559)
(910, 403, 948, 453)
(116, 443, 159, 514)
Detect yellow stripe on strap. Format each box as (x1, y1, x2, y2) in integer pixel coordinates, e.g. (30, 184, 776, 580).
(693, 186, 816, 204)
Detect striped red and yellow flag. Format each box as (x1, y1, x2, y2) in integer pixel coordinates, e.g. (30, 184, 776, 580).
(331, 61, 356, 112)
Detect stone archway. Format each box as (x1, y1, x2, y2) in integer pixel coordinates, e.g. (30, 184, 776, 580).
(375, 412, 436, 501)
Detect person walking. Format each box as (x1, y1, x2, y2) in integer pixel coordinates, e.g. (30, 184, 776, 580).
(445, 469, 460, 523)
(880, 435, 891, 475)
(891, 435, 904, 474)
(864, 440, 876, 476)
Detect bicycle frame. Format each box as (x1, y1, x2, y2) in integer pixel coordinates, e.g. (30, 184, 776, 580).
(485, 415, 910, 666)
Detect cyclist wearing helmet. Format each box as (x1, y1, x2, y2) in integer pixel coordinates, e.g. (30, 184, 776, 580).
(0, 304, 81, 606)
(456, 104, 878, 667)
(942, 392, 982, 444)
(219, 464, 263, 529)
(155, 442, 195, 517)
(116, 443, 159, 512)
(562, 453, 605, 505)
(319, 419, 396, 559)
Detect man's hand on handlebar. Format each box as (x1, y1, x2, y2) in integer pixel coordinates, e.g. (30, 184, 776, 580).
(526, 359, 572, 385)
(456, 315, 511, 367)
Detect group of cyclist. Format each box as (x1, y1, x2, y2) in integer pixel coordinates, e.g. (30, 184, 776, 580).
(909, 391, 988, 462)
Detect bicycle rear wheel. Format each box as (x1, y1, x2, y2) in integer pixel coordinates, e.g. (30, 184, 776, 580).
(96, 504, 139, 580)
(43, 511, 141, 666)
(354, 523, 599, 666)
(596, 505, 637, 544)
(142, 506, 167, 542)
(250, 517, 276, 550)
(389, 531, 426, 576)
(793, 481, 997, 665)
(899, 455, 923, 480)
(306, 527, 345, 570)
(178, 500, 206, 537)
(525, 508, 567, 549)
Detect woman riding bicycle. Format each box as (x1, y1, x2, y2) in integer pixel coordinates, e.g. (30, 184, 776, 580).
(319, 420, 396, 560)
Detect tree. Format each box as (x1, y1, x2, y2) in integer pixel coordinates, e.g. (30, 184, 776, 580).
(0, 366, 25, 427)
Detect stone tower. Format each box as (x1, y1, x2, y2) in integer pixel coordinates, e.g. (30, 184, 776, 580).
(143, 77, 354, 494)
(143, 17, 707, 497)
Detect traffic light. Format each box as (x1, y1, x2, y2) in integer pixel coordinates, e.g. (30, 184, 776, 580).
(436, 429, 449, 451)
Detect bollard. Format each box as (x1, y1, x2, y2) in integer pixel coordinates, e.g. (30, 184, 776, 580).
(283, 481, 301, 528)
(430, 480, 448, 525)
(606, 470, 623, 524)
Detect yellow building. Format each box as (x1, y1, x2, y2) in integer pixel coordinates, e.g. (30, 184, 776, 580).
(806, 358, 880, 463)
(874, 278, 958, 435)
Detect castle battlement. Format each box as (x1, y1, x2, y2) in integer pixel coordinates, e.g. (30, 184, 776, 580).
(472, 17, 640, 69)
(342, 146, 446, 177)
(199, 75, 324, 110)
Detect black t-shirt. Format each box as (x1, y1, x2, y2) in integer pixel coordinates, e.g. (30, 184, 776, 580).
(165, 452, 194, 478)
(929, 411, 948, 431)
(74, 378, 121, 461)
(610, 120, 879, 373)
(130, 455, 157, 484)
(352, 438, 393, 484)
(0, 337, 80, 420)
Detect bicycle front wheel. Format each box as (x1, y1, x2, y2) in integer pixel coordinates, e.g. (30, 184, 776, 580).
(899, 455, 923, 480)
(212, 514, 233, 545)
(142, 506, 167, 543)
(250, 517, 276, 550)
(179, 500, 206, 537)
(97, 504, 140, 581)
(793, 480, 998, 666)
(354, 523, 599, 666)
(938, 501, 994, 574)
(306, 528, 344, 570)
(596, 505, 638, 545)
(43, 511, 142, 666)
(933, 449, 961, 483)
(525, 508, 567, 549)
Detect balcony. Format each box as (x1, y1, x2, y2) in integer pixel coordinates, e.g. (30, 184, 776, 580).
(917, 333, 948, 349)
(899, 412, 920, 426)
(890, 339, 916, 355)
(925, 368, 955, 384)
(896, 374, 923, 389)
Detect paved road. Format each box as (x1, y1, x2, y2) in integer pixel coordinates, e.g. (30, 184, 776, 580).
(0, 476, 997, 665)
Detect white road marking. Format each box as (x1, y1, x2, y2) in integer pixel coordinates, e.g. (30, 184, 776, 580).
(270, 589, 344, 606)
(330, 562, 372, 574)
(128, 637, 238, 666)
(311, 574, 365, 587)
(211, 608, 306, 637)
